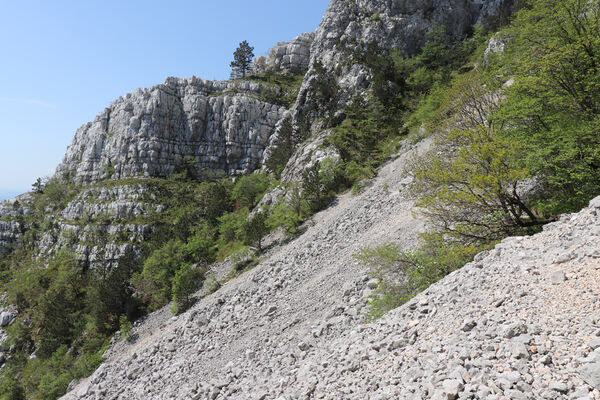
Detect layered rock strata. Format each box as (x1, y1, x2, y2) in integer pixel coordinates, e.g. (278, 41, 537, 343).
(56, 78, 287, 184)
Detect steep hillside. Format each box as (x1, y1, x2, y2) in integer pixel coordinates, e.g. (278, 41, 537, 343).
(63, 135, 432, 400)
(2, 0, 598, 398)
(63, 155, 600, 399)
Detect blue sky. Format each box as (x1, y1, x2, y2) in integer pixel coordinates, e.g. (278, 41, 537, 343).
(0, 0, 329, 200)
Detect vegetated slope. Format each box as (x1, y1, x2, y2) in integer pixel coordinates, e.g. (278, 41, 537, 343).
(62, 138, 432, 399)
(66, 156, 600, 400)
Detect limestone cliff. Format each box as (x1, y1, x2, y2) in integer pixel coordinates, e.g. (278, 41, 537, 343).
(56, 77, 287, 184)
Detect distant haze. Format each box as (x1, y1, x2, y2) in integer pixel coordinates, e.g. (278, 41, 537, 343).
(0, 190, 22, 202)
(0, 0, 329, 196)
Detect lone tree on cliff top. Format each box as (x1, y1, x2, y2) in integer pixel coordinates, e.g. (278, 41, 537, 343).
(230, 40, 254, 78)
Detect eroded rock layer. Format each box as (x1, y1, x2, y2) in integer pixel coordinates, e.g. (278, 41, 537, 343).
(56, 78, 287, 184)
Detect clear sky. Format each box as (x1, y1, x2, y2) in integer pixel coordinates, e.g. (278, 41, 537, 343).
(0, 0, 329, 200)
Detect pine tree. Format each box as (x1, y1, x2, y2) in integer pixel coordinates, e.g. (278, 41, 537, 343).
(230, 40, 254, 78)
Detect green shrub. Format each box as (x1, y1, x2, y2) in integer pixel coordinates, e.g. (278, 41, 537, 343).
(132, 240, 185, 309)
(243, 211, 269, 252)
(266, 201, 305, 235)
(356, 238, 479, 320)
(231, 174, 270, 209)
(218, 208, 249, 245)
(119, 315, 133, 341)
(171, 264, 203, 314)
(265, 116, 294, 177)
(495, 0, 600, 214)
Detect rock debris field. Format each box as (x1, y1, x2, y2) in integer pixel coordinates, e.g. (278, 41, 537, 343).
(64, 139, 600, 399)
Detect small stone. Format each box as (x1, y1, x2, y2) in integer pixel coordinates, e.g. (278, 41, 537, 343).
(265, 306, 277, 316)
(511, 342, 531, 360)
(581, 358, 600, 389)
(442, 379, 464, 400)
(588, 340, 600, 350)
(298, 341, 310, 351)
(462, 319, 477, 332)
(548, 381, 568, 393)
(539, 354, 552, 365)
(550, 271, 566, 284)
(0, 312, 14, 327)
(502, 322, 527, 339)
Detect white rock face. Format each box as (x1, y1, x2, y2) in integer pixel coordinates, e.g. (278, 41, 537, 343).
(252, 32, 315, 76)
(56, 77, 287, 184)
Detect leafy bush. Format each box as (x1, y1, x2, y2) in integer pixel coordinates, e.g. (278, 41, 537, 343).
(119, 315, 133, 341)
(495, 0, 600, 214)
(217, 208, 249, 245)
(356, 238, 479, 320)
(266, 200, 305, 235)
(265, 116, 294, 177)
(409, 124, 549, 247)
(171, 264, 203, 314)
(243, 211, 269, 252)
(132, 240, 185, 309)
(231, 174, 270, 209)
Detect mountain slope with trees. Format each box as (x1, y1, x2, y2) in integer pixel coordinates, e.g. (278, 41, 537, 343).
(0, 0, 599, 398)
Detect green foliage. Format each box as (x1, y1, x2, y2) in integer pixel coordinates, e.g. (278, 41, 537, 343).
(328, 96, 399, 168)
(318, 157, 345, 196)
(203, 274, 221, 296)
(103, 162, 115, 179)
(495, 0, 600, 213)
(302, 162, 322, 213)
(265, 116, 294, 176)
(0, 380, 25, 400)
(31, 178, 43, 194)
(249, 73, 304, 108)
(266, 184, 308, 235)
(182, 222, 216, 264)
(34, 250, 85, 358)
(171, 264, 203, 314)
(230, 246, 258, 271)
(133, 240, 185, 309)
(231, 174, 270, 209)
(30, 176, 78, 214)
(119, 315, 133, 341)
(309, 60, 340, 114)
(86, 250, 138, 334)
(410, 124, 546, 247)
(217, 208, 249, 245)
(369, 12, 381, 22)
(243, 211, 269, 252)
(356, 238, 479, 321)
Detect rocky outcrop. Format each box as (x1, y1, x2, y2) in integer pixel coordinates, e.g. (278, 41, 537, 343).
(0, 195, 31, 255)
(252, 32, 315, 76)
(292, 0, 513, 116)
(56, 77, 287, 184)
(258, 0, 515, 185)
(36, 184, 158, 265)
(483, 33, 507, 66)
